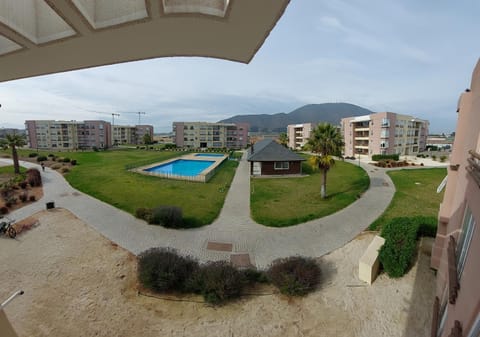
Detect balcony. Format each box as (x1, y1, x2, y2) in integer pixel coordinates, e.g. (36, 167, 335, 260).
(466, 149, 480, 187)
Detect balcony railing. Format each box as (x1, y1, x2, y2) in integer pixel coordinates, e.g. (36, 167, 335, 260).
(466, 149, 480, 187)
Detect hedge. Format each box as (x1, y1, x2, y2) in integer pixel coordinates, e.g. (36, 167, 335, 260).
(372, 154, 400, 161)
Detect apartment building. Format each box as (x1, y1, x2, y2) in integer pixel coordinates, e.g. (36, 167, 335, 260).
(287, 123, 315, 149)
(430, 61, 480, 337)
(112, 125, 154, 145)
(25, 120, 111, 150)
(341, 112, 429, 157)
(173, 122, 249, 149)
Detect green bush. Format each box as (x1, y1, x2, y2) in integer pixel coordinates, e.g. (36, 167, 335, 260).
(137, 248, 199, 293)
(71, 159, 77, 166)
(62, 157, 71, 163)
(28, 152, 38, 158)
(187, 261, 247, 304)
(243, 268, 269, 284)
(372, 154, 400, 162)
(440, 155, 447, 163)
(151, 205, 183, 228)
(36, 156, 47, 162)
(414, 216, 438, 238)
(267, 256, 320, 296)
(379, 218, 419, 278)
(135, 207, 154, 223)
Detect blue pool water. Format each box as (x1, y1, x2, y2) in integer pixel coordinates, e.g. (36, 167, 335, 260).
(194, 153, 225, 157)
(145, 159, 215, 176)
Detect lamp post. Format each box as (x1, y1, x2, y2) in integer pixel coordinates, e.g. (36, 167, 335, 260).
(358, 153, 361, 166)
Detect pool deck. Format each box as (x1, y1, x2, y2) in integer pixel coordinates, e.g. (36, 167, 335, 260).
(4, 153, 396, 269)
(131, 153, 228, 182)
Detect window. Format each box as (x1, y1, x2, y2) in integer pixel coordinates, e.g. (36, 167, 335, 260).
(274, 161, 289, 170)
(467, 312, 480, 337)
(457, 206, 476, 278)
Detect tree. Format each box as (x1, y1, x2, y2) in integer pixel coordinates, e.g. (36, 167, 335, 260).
(306, 123, 344, 198)
(6, 133, 26, 174)
(278, 132, 289, 148)
(143, 133, 153, 145)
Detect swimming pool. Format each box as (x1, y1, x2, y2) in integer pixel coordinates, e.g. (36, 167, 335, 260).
(194, 153, 226, 157)
(144, 159, 215, 176)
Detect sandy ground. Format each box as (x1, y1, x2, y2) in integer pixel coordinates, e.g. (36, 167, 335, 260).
(0, 209, 435, 337)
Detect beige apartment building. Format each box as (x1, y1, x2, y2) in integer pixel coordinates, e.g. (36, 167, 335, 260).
(112, 125, 153, 145)
(430, 60, 480, 337)
(287, 123, 315, 149)
(25, 120, 111, 150)
(173, 122, 249, 149)
(341, 112, 429, 157)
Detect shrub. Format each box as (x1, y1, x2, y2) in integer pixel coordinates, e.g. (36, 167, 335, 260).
(379, 218, 419, 278)
(19, 181, 28, 189)
(36, 156, 47, 162)
(372, 154, 400, 162)
(29, 195, 36, 202)
(440, 155, 447, 163)
(26, 168, 42, 187)
(432, 155, 437, 161)
(62, 157, 71, 163)
(5, 196, 16, 207)
(0, 206, 8, 214)
(267, 256, 320, 296)
(243, 268, 269, 284)
(187, 261, 246, 304)
(28, 152, 38, 158)
(137, 248, 199, 293)
(151, 206, 183, 228)
(71, 159, 77, 166)
(415, 216, 438, 238)
(19, 192, 28, 202)
(135, 207, 154, 223)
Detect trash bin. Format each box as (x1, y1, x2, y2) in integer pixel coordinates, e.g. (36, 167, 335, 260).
(46, 201, 55, 210)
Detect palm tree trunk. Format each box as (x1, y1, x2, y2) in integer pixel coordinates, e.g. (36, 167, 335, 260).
(12, 145, 20, 174)
(321, 169, 327, 198)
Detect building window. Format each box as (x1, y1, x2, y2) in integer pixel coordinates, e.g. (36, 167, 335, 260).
(274, 161, 289, 170)
(457, 206, 476, 278)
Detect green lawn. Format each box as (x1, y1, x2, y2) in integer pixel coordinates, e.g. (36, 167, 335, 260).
(0, 165, 26, 175)
(251, 160, 370, 227)
(2, 149, 238, 226)
(369, 168, 447, 231)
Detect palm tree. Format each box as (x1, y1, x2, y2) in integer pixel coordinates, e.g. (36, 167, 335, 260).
(278, 132, 289, 148)
(6, 133, 26, 174)
(306, 123, 344, 198)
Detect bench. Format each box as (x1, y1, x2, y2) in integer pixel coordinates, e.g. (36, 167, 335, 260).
(359, 235, 385, 285)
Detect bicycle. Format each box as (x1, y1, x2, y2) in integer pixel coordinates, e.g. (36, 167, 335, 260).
(0, 217, 16, 238)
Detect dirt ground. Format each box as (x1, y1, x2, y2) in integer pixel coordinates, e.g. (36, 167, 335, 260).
(0, 209, 435, 337)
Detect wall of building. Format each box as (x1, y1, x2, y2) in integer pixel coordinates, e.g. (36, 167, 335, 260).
(250, 161, 302, 175)
(431, 59, 480, 337)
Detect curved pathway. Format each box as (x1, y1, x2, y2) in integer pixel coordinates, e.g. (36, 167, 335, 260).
(3, 155, 395, 268)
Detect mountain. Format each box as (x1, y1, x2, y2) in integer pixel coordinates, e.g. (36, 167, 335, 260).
(219, 103, 374, 132)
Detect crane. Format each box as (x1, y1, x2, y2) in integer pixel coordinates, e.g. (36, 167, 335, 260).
(89, 110, 120, 126)
(120, 111, 146, 124)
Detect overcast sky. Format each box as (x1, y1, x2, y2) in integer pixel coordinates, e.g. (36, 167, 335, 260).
(1, 0, 479, 134)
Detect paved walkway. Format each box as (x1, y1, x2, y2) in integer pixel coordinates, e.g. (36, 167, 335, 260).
(3, 155, 395, 268)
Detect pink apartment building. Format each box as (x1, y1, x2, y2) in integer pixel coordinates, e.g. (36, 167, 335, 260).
(430, 60, 480, 337)
(25, 120, 111, 150)
(341, 112, 429, 157)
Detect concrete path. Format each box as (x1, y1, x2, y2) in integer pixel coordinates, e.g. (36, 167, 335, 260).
(3, 155, 395, 268)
